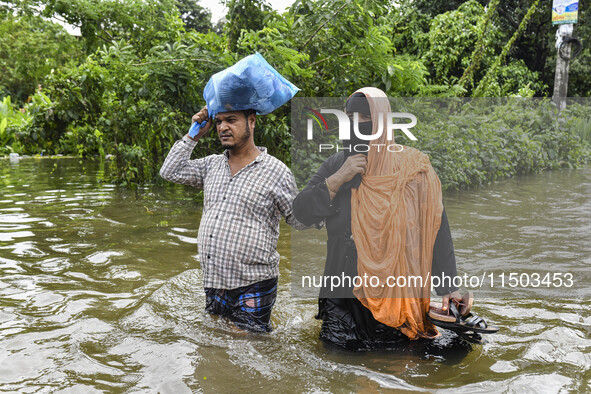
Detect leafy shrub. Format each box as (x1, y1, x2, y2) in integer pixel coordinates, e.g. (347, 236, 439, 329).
(0, 96, 30, 154)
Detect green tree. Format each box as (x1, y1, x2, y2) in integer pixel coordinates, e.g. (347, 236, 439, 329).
(224, 0, 271, 50)
(38, 0, 185, 54)
(175, 0, 212, 33)
(0, 14, 83, 103)
(425, 1, 487, 84)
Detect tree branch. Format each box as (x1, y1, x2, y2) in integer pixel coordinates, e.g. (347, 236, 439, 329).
(298, 2, 349, 52)
(131, 58, 219, 66)
(100, 26, 115, 41)
(97, 33, 113, 44)
(309, 53, 353, 67)
(496, 6, 520, 30)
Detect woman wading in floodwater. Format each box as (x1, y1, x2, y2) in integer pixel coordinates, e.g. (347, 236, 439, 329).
(293, 87, 465, 349)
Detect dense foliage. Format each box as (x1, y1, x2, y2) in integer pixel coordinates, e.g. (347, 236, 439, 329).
(0, 13, 83, 102)
(408, 99, 591, 190)
(290, 98, 591, 190)
(0, 0, 589, 187)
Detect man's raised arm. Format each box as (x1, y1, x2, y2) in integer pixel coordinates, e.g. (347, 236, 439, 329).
(159, 106, 213, 188)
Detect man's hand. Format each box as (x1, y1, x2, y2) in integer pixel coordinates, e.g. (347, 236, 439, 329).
(441, 290, 462, 312)
(188, 106, 213, 140)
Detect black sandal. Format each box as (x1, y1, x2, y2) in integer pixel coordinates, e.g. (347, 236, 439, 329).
(452, 329, 483, 344)
(428, 301, 499, 334)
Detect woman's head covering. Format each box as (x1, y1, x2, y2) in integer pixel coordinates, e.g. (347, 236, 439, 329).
(348, 87, 444, 340)
(345, 92, 371, 115)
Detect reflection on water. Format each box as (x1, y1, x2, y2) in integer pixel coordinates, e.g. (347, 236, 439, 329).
(0, 158, 590, 392)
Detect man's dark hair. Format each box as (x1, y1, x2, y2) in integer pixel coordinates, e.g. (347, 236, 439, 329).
(242, 109, 256, 119)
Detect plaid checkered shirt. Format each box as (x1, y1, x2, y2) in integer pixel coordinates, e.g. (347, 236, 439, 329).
(160, 135, 303, 289)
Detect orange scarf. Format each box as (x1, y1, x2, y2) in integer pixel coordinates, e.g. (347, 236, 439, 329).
(350, 88, 443, 339)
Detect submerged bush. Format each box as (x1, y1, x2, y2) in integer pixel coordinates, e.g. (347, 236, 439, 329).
(408, 99, 591, 190)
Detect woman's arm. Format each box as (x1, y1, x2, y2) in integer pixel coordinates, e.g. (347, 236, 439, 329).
(293, 155, 341, 227)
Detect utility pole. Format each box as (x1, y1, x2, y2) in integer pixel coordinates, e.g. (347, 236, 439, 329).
(552, 24, 574, 111)
(551, 0, 580, 111)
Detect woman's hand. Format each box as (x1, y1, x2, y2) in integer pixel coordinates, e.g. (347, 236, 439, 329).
(441, 290, 462, 311)
(336, 154, 367, 182)
(325, 154, 367, 199)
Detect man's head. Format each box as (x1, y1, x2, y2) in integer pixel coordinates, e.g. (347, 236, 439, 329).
(214, 109, 256, 150)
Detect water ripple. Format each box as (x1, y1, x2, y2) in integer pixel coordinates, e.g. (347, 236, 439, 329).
(0, 159, 589, 392)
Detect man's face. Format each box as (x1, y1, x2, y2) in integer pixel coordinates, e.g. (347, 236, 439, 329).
(214, 111, 255, 150)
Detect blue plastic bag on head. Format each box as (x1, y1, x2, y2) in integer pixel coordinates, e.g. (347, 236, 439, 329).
(203, 52, 299, 117)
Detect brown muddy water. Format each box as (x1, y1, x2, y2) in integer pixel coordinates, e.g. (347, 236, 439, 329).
(0, 157, 590, 393)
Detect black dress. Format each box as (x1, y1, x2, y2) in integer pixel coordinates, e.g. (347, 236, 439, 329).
(293, 151, 459, 350)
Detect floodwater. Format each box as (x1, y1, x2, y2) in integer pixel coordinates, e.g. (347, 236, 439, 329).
(0, 157, 590, 393)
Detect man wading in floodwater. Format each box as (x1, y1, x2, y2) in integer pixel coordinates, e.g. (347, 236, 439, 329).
(160, 106, 303, 332)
